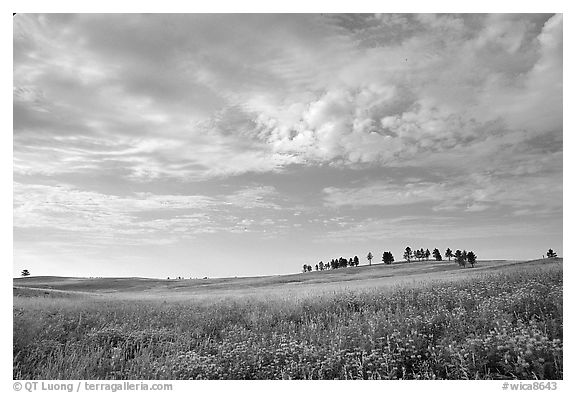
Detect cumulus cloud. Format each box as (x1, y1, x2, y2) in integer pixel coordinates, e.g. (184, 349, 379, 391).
(14, 14, 562, 180)
(253, 14, 561, 170)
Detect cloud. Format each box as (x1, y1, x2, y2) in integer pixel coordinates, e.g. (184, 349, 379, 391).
(253, 14, 561, 170)
(319, 215, 559, 243)
(12, 14, 563, 276)
(14, 14, 562, 182)
(223, 185, 282, 209)
(14, 182, 284, 246)
(322, 166, 562, 216)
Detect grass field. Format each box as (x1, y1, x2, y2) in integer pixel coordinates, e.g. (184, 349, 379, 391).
(13, 258, 563, 380)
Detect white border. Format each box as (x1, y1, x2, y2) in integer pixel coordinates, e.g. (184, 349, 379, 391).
(3, 2, 573, 392)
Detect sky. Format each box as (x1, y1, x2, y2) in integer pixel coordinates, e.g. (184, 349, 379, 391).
(13, 13, 563, 278)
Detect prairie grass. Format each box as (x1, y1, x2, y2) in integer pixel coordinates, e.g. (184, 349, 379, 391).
(13, 264, 562, 380)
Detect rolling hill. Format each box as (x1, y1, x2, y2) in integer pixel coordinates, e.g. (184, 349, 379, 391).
(13, 258, 561, 299)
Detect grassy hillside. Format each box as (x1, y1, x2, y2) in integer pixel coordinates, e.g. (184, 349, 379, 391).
(13, 258, 562, 380)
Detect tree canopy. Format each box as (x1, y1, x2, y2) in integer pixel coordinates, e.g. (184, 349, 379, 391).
(382, 251, 394, 265)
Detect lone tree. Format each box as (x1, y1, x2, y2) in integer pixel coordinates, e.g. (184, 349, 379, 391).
(445, 248, 453, 261)
(20, 269, 30, 277)
(467, 251, 477, 267)
(303, 264, 309, 273)
(315, 264, 319, 271)
(425, 249, 431, 261)
(547, 249, 558, 258)
(353, 255, 360, 266)
(404, 247, 413, 262)
(433, 248, 442, 261)
(367, 252, 373, 266)
(382, 251, 394, 265)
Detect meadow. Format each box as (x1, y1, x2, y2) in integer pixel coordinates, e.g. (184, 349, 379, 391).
(13, 259, 562, 380)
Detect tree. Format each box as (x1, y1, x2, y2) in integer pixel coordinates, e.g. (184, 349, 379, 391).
(420, 248, 426, 261)
(349, 257, 354, 267)
(367, 252, 373, 266)
(319, 261, 324, 271)
(415, 249, 422, 261)
(303, 264, 309, 273)
(455, 250, 466, 267)
(433, 248, 442, 261)
(330, 259, 337, 269)
(315, 264, 319, 271)
(454, 250, 462, 264)
(547, 249, 557, 258)
(21, 269, 30, 277)
(307, 265, 312, 272)
(404, 247, 412, 262)
(382, 251, 394, 265)
(353, 255, 360, 266)
(425, 249, 431, 261)
(467, 251, 477, 267)
(445, 248, 453, 261)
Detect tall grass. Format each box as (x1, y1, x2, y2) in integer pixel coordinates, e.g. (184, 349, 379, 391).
(13, 266, 562, 380)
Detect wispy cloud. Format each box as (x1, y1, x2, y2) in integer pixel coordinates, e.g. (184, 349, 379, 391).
(318, 215, 560, 243)
(322, 167, 562, 216)
(14, 182, 284, 247)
